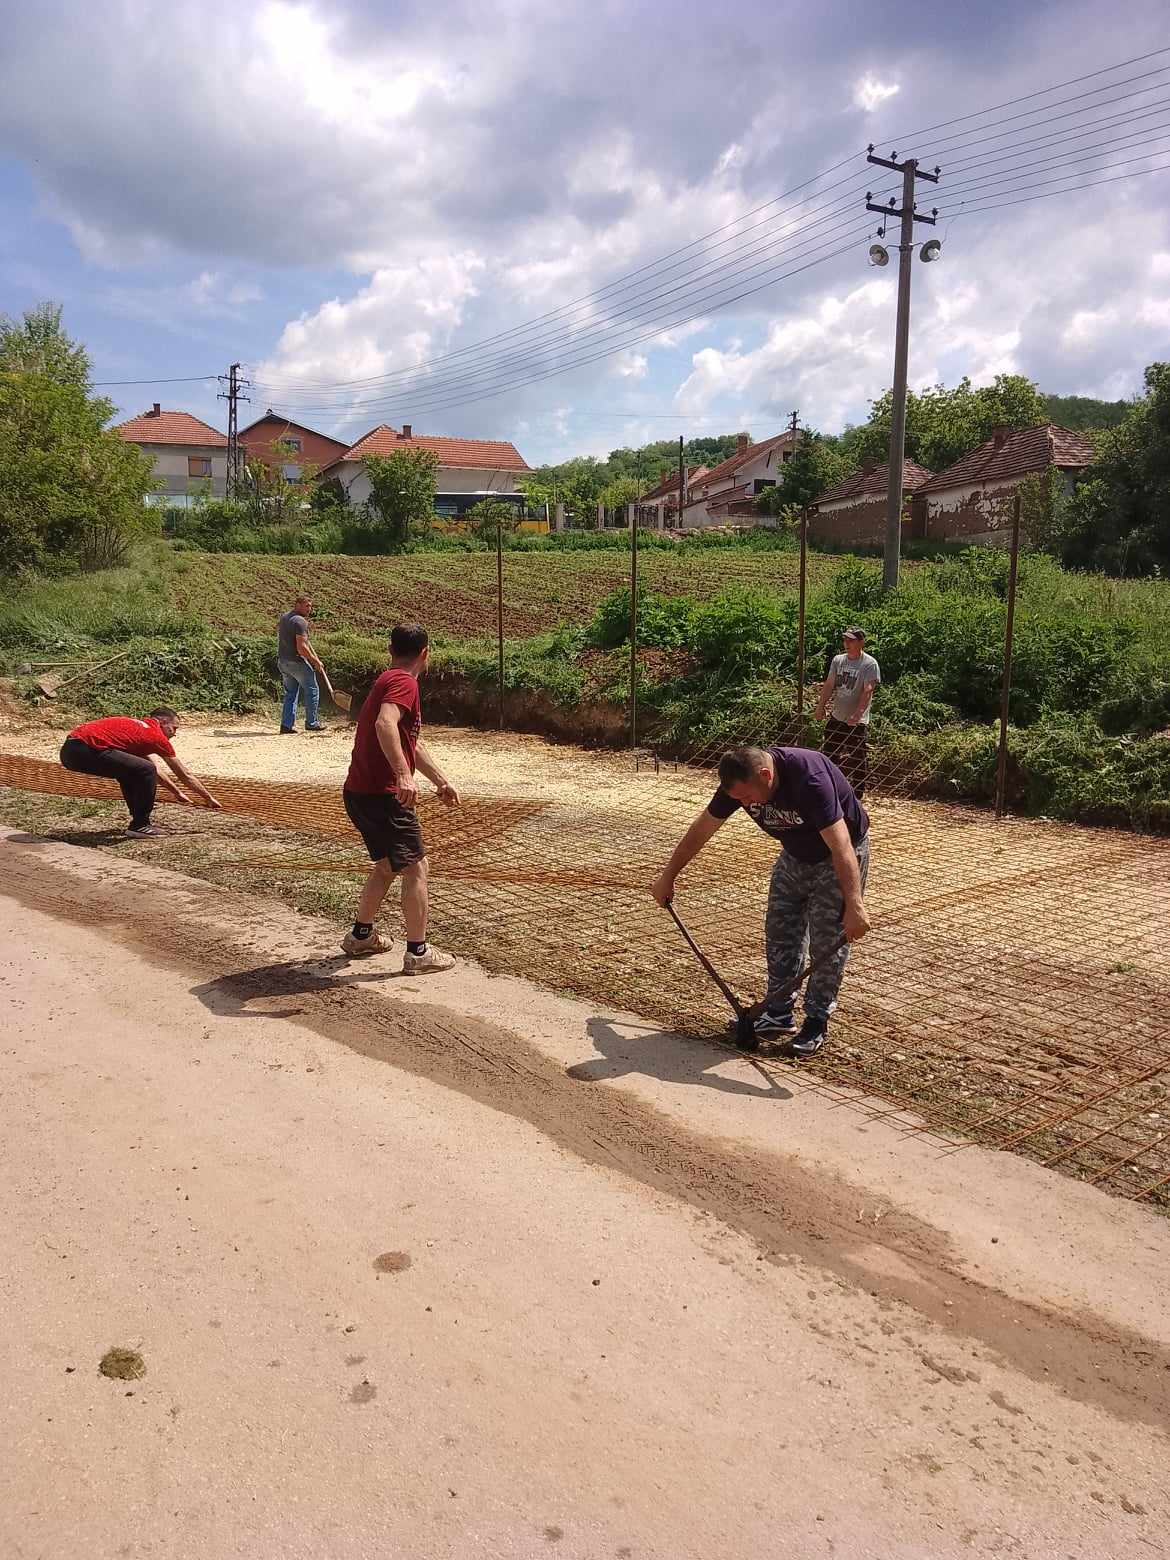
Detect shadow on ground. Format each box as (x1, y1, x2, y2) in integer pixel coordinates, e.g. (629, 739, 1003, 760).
(570, 1016, 792, 1101)
(192, 957, 409, 1020)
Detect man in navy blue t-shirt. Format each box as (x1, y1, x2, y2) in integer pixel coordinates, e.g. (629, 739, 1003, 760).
(651, 745, 871, 1058)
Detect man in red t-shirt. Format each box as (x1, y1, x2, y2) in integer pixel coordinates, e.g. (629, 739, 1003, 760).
(60, 707, 222, 837)
(341, 623, 460, 972)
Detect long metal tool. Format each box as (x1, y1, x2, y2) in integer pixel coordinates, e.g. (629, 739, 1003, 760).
(665, 901, 848, 1052)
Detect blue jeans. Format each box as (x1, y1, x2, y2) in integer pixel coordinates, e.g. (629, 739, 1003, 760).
(279, 658, 320, 729)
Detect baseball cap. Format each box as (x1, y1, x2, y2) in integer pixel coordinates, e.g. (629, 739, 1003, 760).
(843, 626, 867, 642)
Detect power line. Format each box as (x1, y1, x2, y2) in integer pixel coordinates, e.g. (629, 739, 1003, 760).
(885, 45, 1170, 141)
(252, 157, 869, 395)
(914, 69, 1170, 163)
(92, 374, 218, 386)
(255, 231, 871, 423)
(936, 144, 1170, 212)
(937, 129, 1170, 205)
(942, 97, 1170, 176)
(251, 200, 872, 412)
(252, 176, 874, 402)
(936, 157, 1170, 219)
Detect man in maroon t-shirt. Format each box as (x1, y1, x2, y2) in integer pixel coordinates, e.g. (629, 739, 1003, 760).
(59, 708, 222, 837)
(340, 623, 461, 972)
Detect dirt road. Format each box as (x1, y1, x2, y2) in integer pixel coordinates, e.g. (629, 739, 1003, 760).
(2, 828, 1168, 1559)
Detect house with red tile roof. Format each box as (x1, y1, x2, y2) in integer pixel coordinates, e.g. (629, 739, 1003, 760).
(637, 465, 709, 527)
(114, 404, 228, 504)
(238, 411, 349, 483)
(918, 424, 1096, 544)
(808, 459, 935, 547)
(321, 423, 530, 518)
(678, 430, 800, 527)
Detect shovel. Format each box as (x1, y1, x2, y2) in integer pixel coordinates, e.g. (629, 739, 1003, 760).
(319, 672, 351, 714)
(665, 901, 847, 1053)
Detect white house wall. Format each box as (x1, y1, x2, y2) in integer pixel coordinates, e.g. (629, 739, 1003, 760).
(335, 462, 525, 506)
(680, 445, 790, 528)
(139, 444, 228, 500)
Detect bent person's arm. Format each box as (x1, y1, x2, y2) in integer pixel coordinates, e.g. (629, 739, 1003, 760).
(162, 755, 222, 808)
(375, 703, 417, 806)
(651, 806, 726, 906)
(819, 818, 870, 941)
(414, 739, 459, 804)
(294, 630, 325, 675)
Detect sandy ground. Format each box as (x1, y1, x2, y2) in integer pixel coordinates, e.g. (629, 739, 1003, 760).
(1, 712, 663, 807)
(3, 828, 1170, 1559)
(5, 712, 1169, 1204)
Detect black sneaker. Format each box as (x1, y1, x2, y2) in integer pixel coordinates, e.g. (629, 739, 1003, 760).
(280, 725, 296, 734)
(753, 1005, 796, 1037)
(306, 723, 329, 733)
(790, 1015, 828, 1059)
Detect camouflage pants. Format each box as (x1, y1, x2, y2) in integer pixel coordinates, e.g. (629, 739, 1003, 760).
(764, 835, 870, 1020)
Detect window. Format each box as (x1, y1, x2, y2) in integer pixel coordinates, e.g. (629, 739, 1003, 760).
(188, 456, 212, 478)
(781, 450, 791, 462)
(284, 436, 302, 453)
(282, 463, 303, 481)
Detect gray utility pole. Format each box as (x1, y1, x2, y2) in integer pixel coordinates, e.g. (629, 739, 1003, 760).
(677, 434, 686, 526)
(787, 408, 799, 438)
(217, 362, 251, 498)
(866, 148, 940, 591)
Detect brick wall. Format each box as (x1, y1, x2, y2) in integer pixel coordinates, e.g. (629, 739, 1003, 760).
(239, 417, 349, 474)
(808, 496, 889, 547)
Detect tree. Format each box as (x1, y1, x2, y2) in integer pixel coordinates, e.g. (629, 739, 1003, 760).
(761, 430, 854, 511)
(465, 497, 520, 542)
(1054, 363, 1170, 575)
(599, 475, 646, 515)
(1041, 393, 1131, 432)
(845, 374, 1047, 473)
(0, 372, 157, 573)
(241, 438, 319, 524)
(0, 302, 91, 388)
(361, 446, 439, 549)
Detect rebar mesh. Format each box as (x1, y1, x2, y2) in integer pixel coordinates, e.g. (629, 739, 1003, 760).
(4, 746, 1168, 1207)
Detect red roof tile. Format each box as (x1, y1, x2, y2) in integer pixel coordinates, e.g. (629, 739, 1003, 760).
(702, 482, 753, 510)
(115, 409, 227, 448)
(690, 431, 799, 492)
(918, 424, 1096, 495)
(334, 425, 529, 472)
(812, 459, 935, 507)
(639, 465, 709, 501)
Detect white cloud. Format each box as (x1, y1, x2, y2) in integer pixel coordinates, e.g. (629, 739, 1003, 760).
(613, 351, 648, 380)
(853, 74, 900, 113)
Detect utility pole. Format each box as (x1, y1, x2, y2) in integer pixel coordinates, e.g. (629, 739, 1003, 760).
(787, 409, 800, 438)
(217, 362, 251, 498)
(677, 434, 686, 528)
(866, 148, 940, 591)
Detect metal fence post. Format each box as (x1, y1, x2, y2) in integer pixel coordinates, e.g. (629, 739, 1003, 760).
(994, 491, 1022, 818)
(496, 515, 505, 731)
(629, 502, 639, 751)
(796, 507, 808, 732)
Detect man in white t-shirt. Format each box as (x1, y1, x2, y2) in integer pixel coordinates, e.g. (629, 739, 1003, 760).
(813, 626, 881, 799)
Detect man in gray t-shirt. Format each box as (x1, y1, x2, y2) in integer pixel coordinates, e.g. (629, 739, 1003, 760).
(277, 594, 328, 733)
(813, 626, 880, 799)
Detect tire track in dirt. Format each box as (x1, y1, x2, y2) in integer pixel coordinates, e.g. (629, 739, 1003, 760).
(4, 837, 1170, 1437)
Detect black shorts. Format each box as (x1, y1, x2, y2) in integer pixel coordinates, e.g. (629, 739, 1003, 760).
(343, 790, 426, 870)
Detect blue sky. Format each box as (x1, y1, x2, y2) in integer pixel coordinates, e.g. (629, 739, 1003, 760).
(1, 0, 1167, 467)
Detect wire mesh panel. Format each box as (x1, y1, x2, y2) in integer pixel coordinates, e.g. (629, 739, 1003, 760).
(5, 746, 1169, 1207)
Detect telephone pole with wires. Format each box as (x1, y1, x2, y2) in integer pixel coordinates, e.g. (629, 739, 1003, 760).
(218, 363, 251, 498)
(866, 148, 940, 591)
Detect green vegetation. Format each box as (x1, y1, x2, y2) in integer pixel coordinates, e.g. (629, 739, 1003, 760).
(1041, 392, 1131, 431)
(0, 303, 157, 573)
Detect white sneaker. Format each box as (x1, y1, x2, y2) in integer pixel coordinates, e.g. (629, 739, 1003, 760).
(341, 928, 390, 957)
(402, 945, 456, 975)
